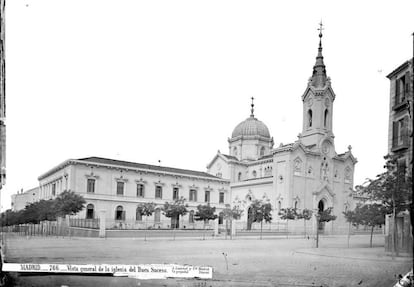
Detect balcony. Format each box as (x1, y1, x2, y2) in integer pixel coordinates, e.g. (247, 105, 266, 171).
(391, 135, 410, 152)
(392, 95, 408, 112)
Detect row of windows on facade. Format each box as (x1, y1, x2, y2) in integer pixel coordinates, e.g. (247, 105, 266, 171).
(85, 203, 225, 224)
(235, 166, 273, 181)
(86, 179, 225, 203)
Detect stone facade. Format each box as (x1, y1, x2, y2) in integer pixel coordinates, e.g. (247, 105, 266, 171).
(37, 157, 229, 228)
(386, 58, 413, 177)
(11, 187, 39, 211)
(207, 31, 357, 234)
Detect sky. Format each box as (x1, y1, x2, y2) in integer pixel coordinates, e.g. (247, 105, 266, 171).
(2, 0, 413, 210)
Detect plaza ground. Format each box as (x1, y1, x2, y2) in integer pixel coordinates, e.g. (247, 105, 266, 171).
(1, 233, 412, 287)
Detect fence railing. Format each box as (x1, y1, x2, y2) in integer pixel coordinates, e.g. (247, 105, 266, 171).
(104, 219, 212, 230)
(0, 220, 69, 237)
(70, 218, 100, 229)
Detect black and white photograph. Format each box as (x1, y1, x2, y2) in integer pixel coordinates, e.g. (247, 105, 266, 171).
(0, 1, 413, 286)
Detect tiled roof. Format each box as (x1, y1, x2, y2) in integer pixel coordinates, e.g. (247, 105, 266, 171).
(231, 117, 271, 138)
(77, 157, 220, 179)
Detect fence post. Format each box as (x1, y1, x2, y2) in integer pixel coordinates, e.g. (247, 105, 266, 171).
(65, 215, 71, 238)
(231, 221, 236, 238)
(214, 220, 219, 237)
(99, 210, 106, 238)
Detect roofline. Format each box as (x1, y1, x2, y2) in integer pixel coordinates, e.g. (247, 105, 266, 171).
(38, 158, 229, 183)
(386, 58, 412, 79)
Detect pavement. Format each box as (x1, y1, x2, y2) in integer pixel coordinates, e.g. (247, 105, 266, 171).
(1, 233, 412, 287)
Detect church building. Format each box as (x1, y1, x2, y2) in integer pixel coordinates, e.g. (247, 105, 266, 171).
(207, 26, 357, 234)
(16, 26, 357, 235)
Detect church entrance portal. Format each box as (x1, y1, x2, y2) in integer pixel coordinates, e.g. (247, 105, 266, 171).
(247, 207, 254, 230)
(318, 200, 325, 233)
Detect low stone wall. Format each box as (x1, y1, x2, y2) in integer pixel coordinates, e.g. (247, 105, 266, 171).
(69, 227, 100, 237)
(105, 229, 215, 238)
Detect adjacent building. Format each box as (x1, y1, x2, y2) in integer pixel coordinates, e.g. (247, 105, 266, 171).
(37, 157, 229, 229)
(11, 187, 39, 211)
(386, 58, 413, 176)
(384, 57, 413, 253)
(0, 0, 6, 192)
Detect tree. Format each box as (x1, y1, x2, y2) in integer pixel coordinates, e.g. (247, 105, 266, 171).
(137, 202, 156, 227)
(23, 199, 57, 223)
(358, 155, 412, 256)
(0, 191, 85, 226)
(316, 207, 336, 248)
(250, 198, 273, 240)
(137, 202, 156, 241)
(344, 204, 387, 247)
(54, 190, 86, 217)
(221, 202, 244, 239)
(343, 209, 358, 248)
(278, 207, 298, 238)
(296, 208, 313, 238)
(360, 157, 412, 215)
(163, 197, 188, 229)
(194, 203, 218, 240)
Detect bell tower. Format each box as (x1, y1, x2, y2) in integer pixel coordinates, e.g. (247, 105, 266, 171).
(300, 22, 336, 148)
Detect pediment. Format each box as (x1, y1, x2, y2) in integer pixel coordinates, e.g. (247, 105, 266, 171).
(206, 152, 228, 169)
(312, 184, 335, 197)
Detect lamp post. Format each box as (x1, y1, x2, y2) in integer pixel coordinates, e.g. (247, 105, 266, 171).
(316, 213, 321, 248)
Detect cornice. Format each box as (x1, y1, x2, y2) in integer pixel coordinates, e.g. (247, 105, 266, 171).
(39, 159, 230, 184)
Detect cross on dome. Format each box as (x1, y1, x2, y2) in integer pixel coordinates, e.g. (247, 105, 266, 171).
(250, 97, 255, 118)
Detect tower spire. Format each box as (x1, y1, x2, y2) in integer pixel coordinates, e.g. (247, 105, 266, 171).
(311, 21, 327, 88)
(250, 97, 255, 118)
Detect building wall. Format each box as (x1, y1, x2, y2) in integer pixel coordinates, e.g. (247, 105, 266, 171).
(230, 179, 273, 222)
(11, 187, 40, 211)
(39, 162, 229, 223)
(387, 59, 413, 176)
(207, 156, 229, 179)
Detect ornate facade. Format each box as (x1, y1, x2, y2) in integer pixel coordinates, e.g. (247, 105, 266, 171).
(207, 28, 357, 234)
(16, 27, 357, 234)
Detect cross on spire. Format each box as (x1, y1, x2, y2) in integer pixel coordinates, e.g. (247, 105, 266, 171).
(250, 97, 255, 117)
(318, 21, 324, 37)
(318, 20, 324, 48)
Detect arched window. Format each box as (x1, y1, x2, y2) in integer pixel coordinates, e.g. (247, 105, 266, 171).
(278, 201, 281, 210)
(238, 172, 242, 181)
(86, 204, 94, 219)
(189, 210, 194, 223)
(136, 207, 142, 221)
(115, 205, 124, 221)
(233, 147, 238, 156)
(307, 109, 313, 127)
(154, 209, 161, 223)
(260, 147, 265, 157)
(318, 200, 325, 212)
(252, 170, 257, 178)
(324, 109, 328, 127)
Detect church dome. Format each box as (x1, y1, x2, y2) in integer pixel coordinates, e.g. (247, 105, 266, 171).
(231, 116, 271, 138)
